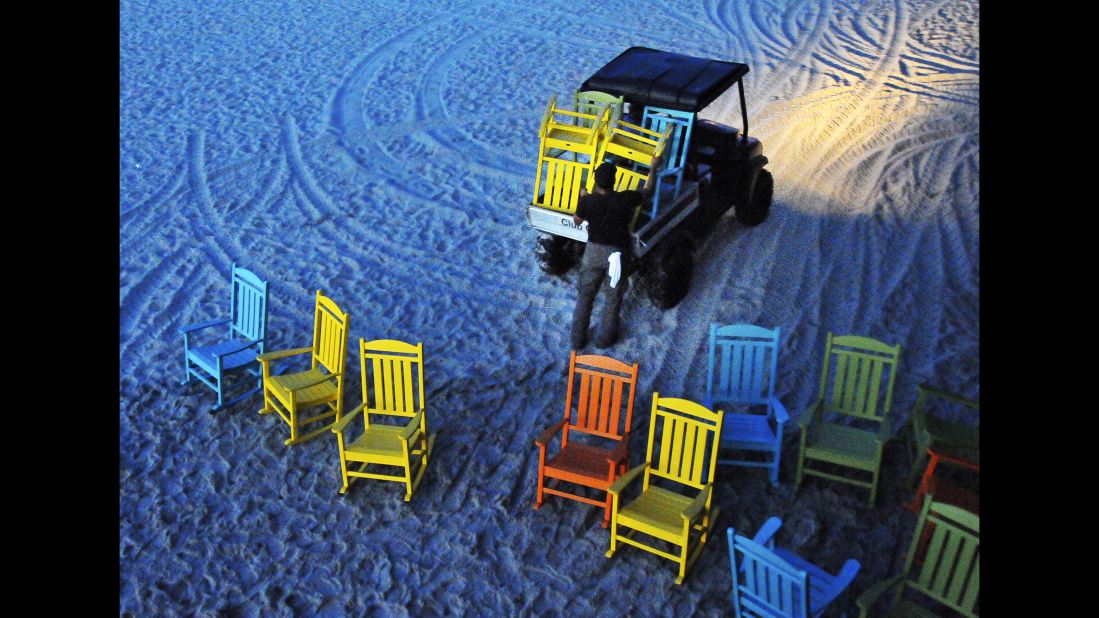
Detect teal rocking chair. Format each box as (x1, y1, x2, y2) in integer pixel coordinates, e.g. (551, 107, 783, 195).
(728, 518, 860, 618)
(179, 264, 268, 413)
(703, 323, 789, 486)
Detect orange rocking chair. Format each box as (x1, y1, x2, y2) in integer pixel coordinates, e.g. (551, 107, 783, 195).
(533, 351, 640, 527)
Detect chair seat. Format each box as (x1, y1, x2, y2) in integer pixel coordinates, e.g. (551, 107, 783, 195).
(345, 424, 409, 463)
(804, 422, 879, 467)
(618, 486, 694, 542)
(545, 442, 620, 487)
(546, 126, 597, 153)
(605, 135, 658, 164)
(925, 477, 980, 515)
(773, 547, 848, 616)
(268, 367, 338, 408)
(924, 416, 979, 455)
(880, 597, 943, 618)
(721, 413, 776, 450)
(188, 339, 258, 375)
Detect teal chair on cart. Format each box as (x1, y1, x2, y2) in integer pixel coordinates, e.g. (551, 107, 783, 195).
(179, 264, 268, 413)
(728, 518, 860, 618)
(795, 333, 901, 506)
(642, 106, 694, 218)
(703, 323, 788, 486)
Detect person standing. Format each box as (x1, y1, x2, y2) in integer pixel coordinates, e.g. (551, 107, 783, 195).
(571, 161, 656, 349)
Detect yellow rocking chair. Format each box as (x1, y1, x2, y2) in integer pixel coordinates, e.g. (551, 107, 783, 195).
(606, 393, 724, 584)
(257, 291, 349, 445)
(331, 339, 435, 501)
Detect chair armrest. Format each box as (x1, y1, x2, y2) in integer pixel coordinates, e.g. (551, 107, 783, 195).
(833, 559, 862, 594)
(287, 372, 340, 391)
(534, 419, 566, 448)
(400, 408, 425, 442)
(256, 347, 312, 363)
(918, 384, 978, 408)
(855, 574, 903, 614)
(214, 338, 264, 358)
(798, 400, 822, 429)
(769, 396, 790, 424)
(332, 402, 366, 434)
(608, 463, 647, 495)
(682, 484, 712, 522)
(179, 318, 230, 334)
(607, 433, 629, 465)
(929, 446, 980, 471)
(751, 516, 783, 548)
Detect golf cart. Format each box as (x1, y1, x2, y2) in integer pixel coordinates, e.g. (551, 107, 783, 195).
(526, 47, 773, 309)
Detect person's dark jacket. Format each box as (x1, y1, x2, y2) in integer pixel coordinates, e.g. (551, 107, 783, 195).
(575, 189, 643, 251)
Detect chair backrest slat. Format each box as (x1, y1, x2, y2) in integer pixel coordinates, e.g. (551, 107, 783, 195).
(311, 291, 349, 375)
(574, 90, 624, 128)
(229, 265, 267, 345)
(361, 339, 424, 418)
(563, 352, 639, 442)
(642, 106, 694, 171)
(728, 529, 809, 618)
(818, 333, 900, 422)
(707, 324, 780, 406)
(646, 395, 722, 489)
(900, 499, 980, 617)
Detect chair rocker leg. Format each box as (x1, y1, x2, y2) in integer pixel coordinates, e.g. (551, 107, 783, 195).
(284, 422, 333, 446)
(257, 390, 275, 415)
(338, 464, 350, 495)
(209, 382, 264, 415)
(405, 434, 435, 501)
(605, 505, 621, 558)
(677, 505, 720, 585)
(533, 473, 545, 510)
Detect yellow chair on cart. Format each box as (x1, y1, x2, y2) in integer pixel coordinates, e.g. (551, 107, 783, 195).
(257, 291, 349, 445)
(532, 94, 611, 215)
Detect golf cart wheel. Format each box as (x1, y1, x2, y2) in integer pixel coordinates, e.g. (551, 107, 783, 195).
(536, 234, 583, 276)
(735, 168, 773, 227)
(641, 235, 694, 310)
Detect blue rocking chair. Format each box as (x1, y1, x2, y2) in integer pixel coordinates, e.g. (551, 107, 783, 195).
(728, 518, 860, 618)
(179, 264, 268, 413)
(703, 324, 789, 486)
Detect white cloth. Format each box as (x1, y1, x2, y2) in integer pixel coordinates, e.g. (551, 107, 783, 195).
(608, 251, 622, 288)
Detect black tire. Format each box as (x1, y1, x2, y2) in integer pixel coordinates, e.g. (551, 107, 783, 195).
(640, 235, 694, 310)
(735, 168, 773, 227)
(536, 234, 583, 276)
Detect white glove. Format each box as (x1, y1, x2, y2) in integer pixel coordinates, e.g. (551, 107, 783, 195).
(608, 251, 622, 288)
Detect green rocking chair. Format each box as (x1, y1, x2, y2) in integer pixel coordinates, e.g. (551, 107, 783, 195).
(795, 333, 901, 506)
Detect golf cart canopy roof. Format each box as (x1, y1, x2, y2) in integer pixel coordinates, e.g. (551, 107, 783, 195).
(579, 47, 750, 114)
